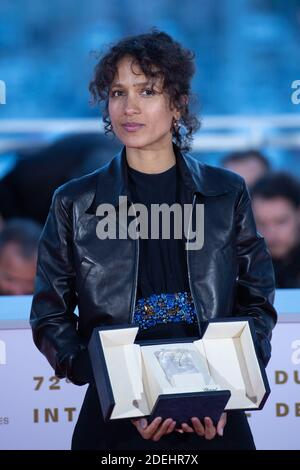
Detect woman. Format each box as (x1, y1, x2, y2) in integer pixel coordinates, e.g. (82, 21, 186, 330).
(30, 30, 277, 450)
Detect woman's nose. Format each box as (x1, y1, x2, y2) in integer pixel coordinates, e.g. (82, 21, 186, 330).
(124, 93, 141, 115)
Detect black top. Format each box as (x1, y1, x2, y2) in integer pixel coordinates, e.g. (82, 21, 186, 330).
(127, 162, 191, 297)
(127, 160, 199, 340)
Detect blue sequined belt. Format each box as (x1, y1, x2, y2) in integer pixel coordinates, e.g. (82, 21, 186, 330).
(133, 291, 197, 330)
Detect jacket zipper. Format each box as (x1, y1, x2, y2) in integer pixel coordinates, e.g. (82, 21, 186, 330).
(130, 202, 140, 324)
(186, 193, 202, 334)
(129, 195, 201, 329)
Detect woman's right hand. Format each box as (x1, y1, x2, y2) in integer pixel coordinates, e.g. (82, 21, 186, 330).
(131, 416, 176, 441)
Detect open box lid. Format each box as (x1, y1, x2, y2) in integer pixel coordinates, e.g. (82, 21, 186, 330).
(198, 318, 270, 410)
(89, 324, 141, 421)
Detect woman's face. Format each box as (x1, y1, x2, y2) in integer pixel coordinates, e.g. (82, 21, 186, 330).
(108, 55, 179, 150)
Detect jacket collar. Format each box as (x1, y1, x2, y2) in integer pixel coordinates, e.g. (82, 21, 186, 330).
(88, 143, 231, 213)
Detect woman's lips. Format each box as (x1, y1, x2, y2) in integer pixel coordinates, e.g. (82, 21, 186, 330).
(122, 123, 145, 132)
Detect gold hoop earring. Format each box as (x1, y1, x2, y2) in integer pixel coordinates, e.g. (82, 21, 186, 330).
(172, 118, 181, 132)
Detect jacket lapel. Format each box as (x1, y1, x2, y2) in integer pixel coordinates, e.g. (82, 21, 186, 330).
(86, 143, 232, 215)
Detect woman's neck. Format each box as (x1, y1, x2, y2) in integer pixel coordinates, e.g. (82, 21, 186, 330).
(125, 142, 176, 174)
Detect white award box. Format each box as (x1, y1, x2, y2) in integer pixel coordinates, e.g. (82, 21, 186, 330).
(88, 318, 270, 424)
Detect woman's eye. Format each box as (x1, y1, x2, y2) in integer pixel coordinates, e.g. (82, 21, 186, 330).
(110, 88, 156, 98)
(141, 88, 155, 96)
(110, 90, 123, 97)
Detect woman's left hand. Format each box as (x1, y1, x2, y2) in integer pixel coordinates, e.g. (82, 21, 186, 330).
(175, 412, 227, 439)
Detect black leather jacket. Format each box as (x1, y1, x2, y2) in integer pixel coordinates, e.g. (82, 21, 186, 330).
(30, 144, 277, 385)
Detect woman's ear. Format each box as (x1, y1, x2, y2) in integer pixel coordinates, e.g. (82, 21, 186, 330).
(170, 94, 188, 118)
(175, 94, 188, 120)
(174, 110, 181, 121)
(180, 95, 189, 112)
(181, 94, 188, 108)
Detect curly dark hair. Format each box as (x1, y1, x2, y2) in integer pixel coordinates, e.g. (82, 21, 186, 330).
(89, 28, 200, 151)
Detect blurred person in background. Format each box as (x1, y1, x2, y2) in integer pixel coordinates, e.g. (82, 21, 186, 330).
(0, 218, 42, 295)
(0, 133, 120, 225)
(221, 150, 271, 188)
(0, 213, 4, 231)
(251, 172, 300, 288)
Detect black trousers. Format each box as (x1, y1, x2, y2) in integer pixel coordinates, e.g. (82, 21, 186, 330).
(71, 384, 256, 451)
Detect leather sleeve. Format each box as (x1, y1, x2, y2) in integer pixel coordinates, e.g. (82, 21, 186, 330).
(234, 179, 277, 366)
(30, 188, 93, 385)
